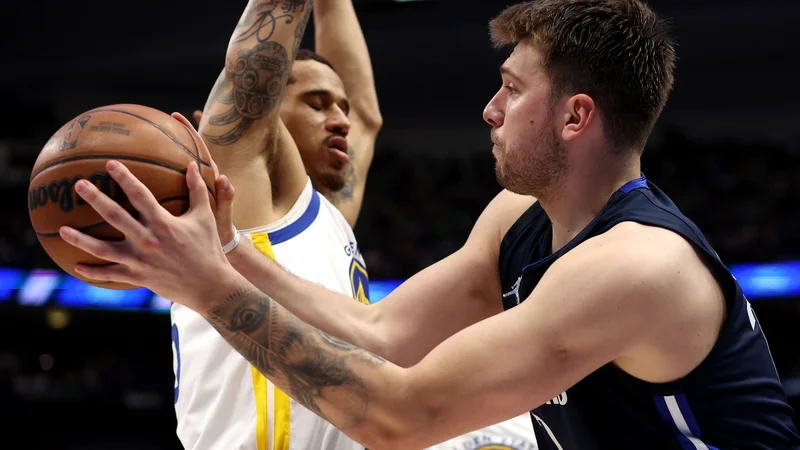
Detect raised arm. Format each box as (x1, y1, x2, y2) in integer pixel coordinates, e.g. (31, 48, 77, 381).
(224, 188, 535, 367)
(199, 0, 313, 227)
(313, 0, 382, 226)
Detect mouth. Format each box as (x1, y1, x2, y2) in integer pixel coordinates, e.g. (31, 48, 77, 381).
(327, 136, 350, 164)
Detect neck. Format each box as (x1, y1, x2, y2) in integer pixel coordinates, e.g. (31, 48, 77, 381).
(538, 155, 641, 252)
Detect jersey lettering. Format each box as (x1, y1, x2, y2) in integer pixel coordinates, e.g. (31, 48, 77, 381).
(544, 391, 568, 406)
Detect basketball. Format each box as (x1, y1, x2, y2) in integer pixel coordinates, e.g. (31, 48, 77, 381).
(28, 104, 217, 290)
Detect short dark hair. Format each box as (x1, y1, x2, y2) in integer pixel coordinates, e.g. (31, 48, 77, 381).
(295, 49, 336, 72)
(490, 0, 676, 153)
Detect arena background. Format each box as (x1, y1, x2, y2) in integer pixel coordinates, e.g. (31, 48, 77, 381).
(1, 0, 799, 448)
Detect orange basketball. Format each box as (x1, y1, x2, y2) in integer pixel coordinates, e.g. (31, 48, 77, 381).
(28, 104, 217, 290)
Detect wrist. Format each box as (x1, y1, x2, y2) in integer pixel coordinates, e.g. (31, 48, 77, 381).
(197, 267, 251, 317)
(220, 226, 238, 252)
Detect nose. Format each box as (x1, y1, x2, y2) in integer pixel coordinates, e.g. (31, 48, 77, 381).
(483, 92, 504, 128)
(326, 107, 351, 137)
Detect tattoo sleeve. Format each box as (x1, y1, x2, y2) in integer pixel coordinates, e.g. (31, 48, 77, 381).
(203, 0, 312, 147)
(206, 285, 387, 430)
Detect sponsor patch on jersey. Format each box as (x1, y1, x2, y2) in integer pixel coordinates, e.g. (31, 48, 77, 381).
(449, 435, 536, 450)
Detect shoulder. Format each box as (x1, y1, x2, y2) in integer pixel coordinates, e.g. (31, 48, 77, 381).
(556, 222, 716, 297)
(454, 190, 538, 271)
(551, 222, 725, 349)
(518, 222, 725, 380)
(470, 189, 538, 246)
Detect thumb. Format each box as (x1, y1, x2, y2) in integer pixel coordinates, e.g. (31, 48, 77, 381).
(192, 110, 203, 126)
(186, 161, 211, 214)
(214, 175, 237, 244)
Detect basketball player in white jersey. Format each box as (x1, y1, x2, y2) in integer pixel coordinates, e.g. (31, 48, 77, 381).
(169, 1, 375, 449)
(183, 0, 537, 447)
(184, 0, 537, 448)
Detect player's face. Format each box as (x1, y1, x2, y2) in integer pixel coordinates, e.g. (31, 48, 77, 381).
(280, 60, 352, 194)
(483, 42, 568, 199)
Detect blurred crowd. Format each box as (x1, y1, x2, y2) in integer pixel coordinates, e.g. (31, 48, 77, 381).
(3, 130, 800, 278)
(1, 129, 799, 448)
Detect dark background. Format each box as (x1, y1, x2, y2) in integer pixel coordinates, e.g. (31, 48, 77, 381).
(0, 0, 798, 448)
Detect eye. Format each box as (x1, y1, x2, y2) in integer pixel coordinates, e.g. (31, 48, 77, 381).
(503, 84, 517, 94)
(306, 97, 324, 111)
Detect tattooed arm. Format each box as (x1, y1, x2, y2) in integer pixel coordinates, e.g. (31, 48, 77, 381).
(205, 226, 680, 450)
(224, 190, 539, 368)
(63, 151, 690, 450)
(199, 0, 313, 229)
(313, 0, 382, 227)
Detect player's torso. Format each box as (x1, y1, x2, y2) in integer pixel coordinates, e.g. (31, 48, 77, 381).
(497, 175, 800, 450)
(171, 180, 367, 450)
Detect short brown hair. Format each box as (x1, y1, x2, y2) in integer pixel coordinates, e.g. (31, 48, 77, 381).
(490, 0, 676, 153)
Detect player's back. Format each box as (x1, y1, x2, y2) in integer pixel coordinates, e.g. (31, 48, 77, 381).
(498, 175, 800, 449)
(171, 178, 367, 450)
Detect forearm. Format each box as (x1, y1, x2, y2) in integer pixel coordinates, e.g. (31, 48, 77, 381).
(226, 240, 391, 358)
(201, 0, 313, 148)
(313, 0, 381, 129)
(204, 279, 412, 448)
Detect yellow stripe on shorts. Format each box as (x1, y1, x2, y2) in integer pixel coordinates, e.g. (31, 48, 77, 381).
(249, 232, 292, 450)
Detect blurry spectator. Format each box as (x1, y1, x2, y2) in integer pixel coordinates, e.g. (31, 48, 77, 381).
(3, 130, 799, 276)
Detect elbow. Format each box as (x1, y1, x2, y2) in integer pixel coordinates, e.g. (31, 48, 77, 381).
(364, 110, 383, 134)
(364, 111, 383, 135)
(351, 366, 441, 450)
(366, 309, 420, 368)
(364, 308, 399, 364)
(353, 104, 384, 136)
(354, 420, 406, 450)
(355, 403, 435, 450)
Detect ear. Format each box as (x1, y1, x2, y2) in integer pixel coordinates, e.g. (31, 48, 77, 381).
(560, 94, 596, 142)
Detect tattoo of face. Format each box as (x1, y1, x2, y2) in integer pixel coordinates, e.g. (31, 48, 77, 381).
(203, 0, 312, 146)
(206, 286, 385, 426)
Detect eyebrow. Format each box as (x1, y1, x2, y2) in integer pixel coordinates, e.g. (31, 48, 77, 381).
(499, 65, 523, 82)
(302, 89, 350, 115)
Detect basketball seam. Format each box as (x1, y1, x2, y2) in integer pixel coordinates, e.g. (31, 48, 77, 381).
(183, 117, 203, 164)
(29, 154, 217, 201)
(86, 108, 211, 167)
(34, 196, 191, 237)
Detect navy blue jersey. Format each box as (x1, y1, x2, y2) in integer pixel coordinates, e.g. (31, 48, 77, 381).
(498, 175, 800, 450)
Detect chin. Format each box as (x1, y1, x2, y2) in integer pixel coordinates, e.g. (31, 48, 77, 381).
(311, 170, 346, 193)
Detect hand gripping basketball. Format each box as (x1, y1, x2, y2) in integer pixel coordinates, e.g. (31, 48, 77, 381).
(171, 112, 237, 248)
(58, 113, 242, 308)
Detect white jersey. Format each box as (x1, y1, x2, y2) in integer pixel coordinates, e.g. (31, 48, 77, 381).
(426, 415, 538, 450)
(171, 178, 368, 450)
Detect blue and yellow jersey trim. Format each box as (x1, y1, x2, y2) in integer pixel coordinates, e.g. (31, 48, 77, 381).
(249, 232, 291, 450)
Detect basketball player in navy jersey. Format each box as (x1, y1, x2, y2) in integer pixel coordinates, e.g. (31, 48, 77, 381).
(61, 0, 800, 449)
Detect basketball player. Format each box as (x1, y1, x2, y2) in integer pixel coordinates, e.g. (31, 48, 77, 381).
(60, 0, 800, 449)
(192, 50, 377, 228)
(168, 0, 376, 449)
(187, 0, 537, 448)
